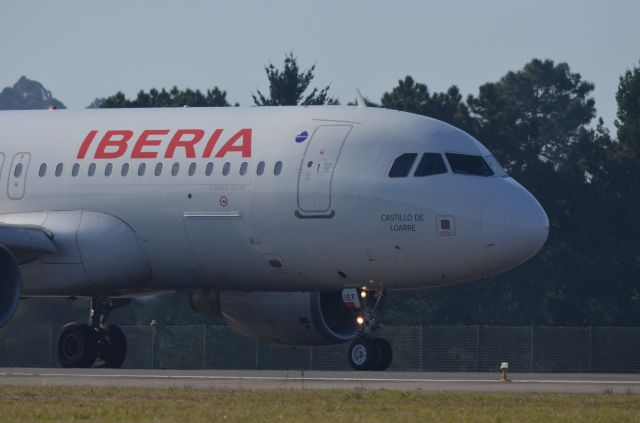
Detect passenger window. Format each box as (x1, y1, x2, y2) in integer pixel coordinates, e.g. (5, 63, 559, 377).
(239, 162, 248, 175)
(222, 162, 230, 176)
(205, 162, 214, 176)
(274, 161, 282, 175)
(88, 163, 96, 177)
(256, 161, 265, 176)
(188, 162, 197, 176)
(55, 163, 63, 177)
(14, 163, 23, 178)
(155, 163, 163, 176)
(414, 153, 447, 177)
(138, 163, 146, 176)
(105, 163, 113, 177)
(121, 163, 129, 176)
(39, 163, 47, 177)
(388, 153, 417, 177)
(72, 163, 80, 177)
(445, 153, 493, 177)
(171, 162, 179, 176)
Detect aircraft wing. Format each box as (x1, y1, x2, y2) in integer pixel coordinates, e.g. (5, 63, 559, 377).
(0, 223, 56, 264)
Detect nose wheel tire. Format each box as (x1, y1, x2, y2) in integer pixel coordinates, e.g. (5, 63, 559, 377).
(348, 337, 393, 371)
(57, 322, 98, 368)
(349, 337, 378, 370)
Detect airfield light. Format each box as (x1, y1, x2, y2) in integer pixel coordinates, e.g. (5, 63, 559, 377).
(498, 362, 510, 382)
(356, 315, 365, 326)
(360, 290, 367, 299)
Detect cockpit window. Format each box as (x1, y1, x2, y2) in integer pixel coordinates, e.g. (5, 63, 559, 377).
(445, 153, 493, 177)
(414, 153, 447, 177)
(388, 153, 417, 178)
(484, 155, 508, 178)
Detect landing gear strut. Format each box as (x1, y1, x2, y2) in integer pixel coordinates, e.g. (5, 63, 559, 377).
(57, 297, 130, 368)
(345, 287, 393, 371)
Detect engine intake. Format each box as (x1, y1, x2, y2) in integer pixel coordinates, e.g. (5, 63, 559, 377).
(190, 290, 358, 346)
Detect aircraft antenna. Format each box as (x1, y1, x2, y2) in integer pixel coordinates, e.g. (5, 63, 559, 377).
(355, 89, 367, 109)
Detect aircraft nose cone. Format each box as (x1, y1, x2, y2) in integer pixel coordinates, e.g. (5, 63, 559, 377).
(482, 187, 549, 268)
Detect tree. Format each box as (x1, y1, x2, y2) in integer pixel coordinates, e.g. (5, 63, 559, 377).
(468, 59, 596, 173)
(614, 61, 640, 158)
(252, 52, 337, 106)
(100, 86, 233, 108)
(380, 76, 476, 133)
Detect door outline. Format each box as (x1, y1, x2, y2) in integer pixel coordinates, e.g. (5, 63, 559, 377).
(295, 125, 352, 218)
(8, 152, 30, 200)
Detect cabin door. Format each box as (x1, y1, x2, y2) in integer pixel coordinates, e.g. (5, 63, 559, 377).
(296, 125, 352, 218)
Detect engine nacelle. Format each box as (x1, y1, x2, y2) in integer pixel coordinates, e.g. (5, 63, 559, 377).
(190, 290, 358, 346)
(0, 244, 21, 327)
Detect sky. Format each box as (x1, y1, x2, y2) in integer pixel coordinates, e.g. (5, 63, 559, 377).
(1, 0, 638, 130)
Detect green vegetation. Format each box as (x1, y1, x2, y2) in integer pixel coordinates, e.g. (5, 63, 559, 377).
(1, 385, 639, 422)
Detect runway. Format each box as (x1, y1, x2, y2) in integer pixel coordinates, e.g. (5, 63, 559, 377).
(1, 368, 640, 393)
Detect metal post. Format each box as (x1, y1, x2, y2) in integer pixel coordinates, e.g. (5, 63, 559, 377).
(530, 325, 534, 372)
(476, 324, 481, 372)
(419, 324, 423, 372)
(48, 324, 54, 366)
(150, 320, 158, 369)
(589, 326, 593, 373)
(309, 347, 313, 371)
(255, 339, 259, 370)
(202, 325, 207, 369)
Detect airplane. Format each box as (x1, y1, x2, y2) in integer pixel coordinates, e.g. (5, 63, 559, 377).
(0, 101, 548, 370)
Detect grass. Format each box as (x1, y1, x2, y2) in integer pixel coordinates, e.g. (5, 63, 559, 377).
(0, 385, 639, 422)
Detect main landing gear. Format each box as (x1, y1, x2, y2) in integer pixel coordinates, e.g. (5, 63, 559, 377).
(57, 297, 130, 368)
(346, 287, 393, 371)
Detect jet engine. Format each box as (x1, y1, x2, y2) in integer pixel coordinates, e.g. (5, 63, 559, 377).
(0, 245, 21, 327)
(189, 290, 358, 346)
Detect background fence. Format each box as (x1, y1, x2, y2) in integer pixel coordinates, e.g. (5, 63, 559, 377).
(1, 324, 639, 372)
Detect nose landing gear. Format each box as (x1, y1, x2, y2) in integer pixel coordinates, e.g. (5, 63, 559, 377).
(344, 287, 393, 371)
(57, 297, 130, 368)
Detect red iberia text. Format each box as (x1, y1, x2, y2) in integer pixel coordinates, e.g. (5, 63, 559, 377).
(77, 128, 252, 160)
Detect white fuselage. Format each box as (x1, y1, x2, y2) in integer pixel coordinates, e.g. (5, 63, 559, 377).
(0, 106, 548, 297)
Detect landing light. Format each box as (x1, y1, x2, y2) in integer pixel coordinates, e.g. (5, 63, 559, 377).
(356, 315, 365, 326)
(360, 290, 367, 299)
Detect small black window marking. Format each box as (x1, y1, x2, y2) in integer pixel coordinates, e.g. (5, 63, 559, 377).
(414, 153, 448, 177)
(72, 163, 80, 177)
(388, 153, 417, 177)
(13, 163, 23, 178)
(121, 163, 129, 176)
(256, 161, 265, 175)
(55, 163, 63, 177)
(39, 163, 47, 177)
(171, 162, 179, 176)
(138, 162, 146, 176)
(105, 163, 113, 177)
(274, 161, 282, 175)
(155, 163, 163, 176)
(222, 162, 231, 176)
(239, 162, 248, 175)
(445, 153, 493, 177)
(188, 162, 197, 176)
(441, 219, 451, 230)
(205, 162, 214, 176)
(88, 163, 96, 177)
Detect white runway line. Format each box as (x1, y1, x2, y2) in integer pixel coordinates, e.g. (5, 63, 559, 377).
(2, 371, 640, 385)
